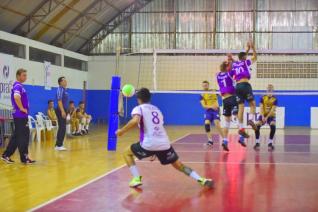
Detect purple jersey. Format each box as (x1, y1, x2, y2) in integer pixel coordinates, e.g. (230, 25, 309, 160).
(11, 81, 29, 118)
(216, 72, 235, 95)
(230, 59, 252, 81)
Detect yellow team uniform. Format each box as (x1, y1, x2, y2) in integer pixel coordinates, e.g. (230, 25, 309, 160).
(69, 107, 79, 132)
(260, 95, 277, 118)
(200, 91, 219, 109)
(200, 91, 220, 122)
(47, 108, 57, 125)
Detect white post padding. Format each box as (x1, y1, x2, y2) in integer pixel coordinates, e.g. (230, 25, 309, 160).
(311, 107, 318, 129)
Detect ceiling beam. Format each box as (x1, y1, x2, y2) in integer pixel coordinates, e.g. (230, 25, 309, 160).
(33, 0, 80, 40)
(77, 0, 154, 54)
(50, 0, 112, 46)
(11, 0, 65, 37)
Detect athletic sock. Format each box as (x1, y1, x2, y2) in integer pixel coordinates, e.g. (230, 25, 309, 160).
(268, 139, 273, 144)
(239, 122, 244, 129)
(256, 138, 260, 144)
(129, 166, 140, 178)
(189, 171, 201, 181)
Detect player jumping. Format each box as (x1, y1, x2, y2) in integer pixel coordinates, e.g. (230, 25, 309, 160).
(230, 42, 258, 138)
(116, 88, 213, 188)
(254, 84, 276, 151)
(216, 61, 246, 151)
(200, 81, 227, 149)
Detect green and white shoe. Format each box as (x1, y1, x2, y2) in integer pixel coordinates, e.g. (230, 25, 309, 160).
(129, 176, 142, 188)
(198, 177, 214, 188)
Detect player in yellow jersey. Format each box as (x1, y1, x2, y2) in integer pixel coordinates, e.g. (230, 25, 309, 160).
(200, 81, 227, 150)
(68, 101, 81, 136)
(254, 84, 277, 151)
(76, 101, 92, 134)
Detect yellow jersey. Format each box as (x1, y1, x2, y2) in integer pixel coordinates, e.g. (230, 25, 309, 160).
(68, 107, 77, 119)
(260, 95, 277, 117)
(47, 108, 57, 120)
(200, 91, 219, 108)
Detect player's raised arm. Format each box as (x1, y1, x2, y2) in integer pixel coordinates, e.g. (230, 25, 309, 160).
(245, 42, 251, 54)
(116, 115, 141, 136)
(251, 43, 257, 63)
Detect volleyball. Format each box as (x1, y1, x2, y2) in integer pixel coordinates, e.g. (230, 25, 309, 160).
(122, 84, 135, 97)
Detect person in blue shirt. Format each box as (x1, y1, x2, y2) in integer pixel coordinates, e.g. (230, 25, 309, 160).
(55, 77, 69, 151)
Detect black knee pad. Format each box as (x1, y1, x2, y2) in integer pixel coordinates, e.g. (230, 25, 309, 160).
(205, 124, 211, 132)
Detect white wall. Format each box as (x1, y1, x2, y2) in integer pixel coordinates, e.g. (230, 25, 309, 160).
(87, 56, 116, 90)
(0, 30, 88, 89)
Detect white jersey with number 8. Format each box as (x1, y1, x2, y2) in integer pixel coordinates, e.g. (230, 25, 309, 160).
(131, 103, 170, 151)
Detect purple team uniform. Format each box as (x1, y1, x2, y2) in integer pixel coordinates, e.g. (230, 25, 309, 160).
(11, 81, 29, 118)
(216, 72, 238, 116)
(2, 81, 30, 162)
(229, 59, 255, 103)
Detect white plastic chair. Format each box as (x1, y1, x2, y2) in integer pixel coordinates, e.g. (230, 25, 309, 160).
(38, 112, 58, 138)
(28, 115, 40, 142)
(66, 114, 71, 135)
(35, 114, 47, 142)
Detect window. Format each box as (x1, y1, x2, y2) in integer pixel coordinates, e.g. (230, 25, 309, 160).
(29, 47, 61, 66)
(257, 62, 318, 78)
(64, 56, 87, 71)
(0, 39, 25, 58)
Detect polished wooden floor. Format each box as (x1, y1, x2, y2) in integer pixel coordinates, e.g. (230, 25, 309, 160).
(0, 126, 317, 211)
(0, 125, 200, 211)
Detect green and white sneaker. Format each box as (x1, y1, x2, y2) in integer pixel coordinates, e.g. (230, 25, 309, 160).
(198, 177, 214, 188)
(129, 176, 142, 188)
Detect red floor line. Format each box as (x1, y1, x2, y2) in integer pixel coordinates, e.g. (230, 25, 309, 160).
(137, 160, 318, 166)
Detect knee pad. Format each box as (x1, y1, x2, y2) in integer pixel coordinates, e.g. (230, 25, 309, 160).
(205, 124, 211, 132)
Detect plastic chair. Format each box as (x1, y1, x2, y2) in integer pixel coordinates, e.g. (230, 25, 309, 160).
(34, 115, 47, 142)
(38, 112, 58, 139)
(28, 115, 39, 142)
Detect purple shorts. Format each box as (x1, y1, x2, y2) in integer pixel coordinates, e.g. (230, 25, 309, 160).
(204, 109, 220, 122)
(258, 115, 276, 125)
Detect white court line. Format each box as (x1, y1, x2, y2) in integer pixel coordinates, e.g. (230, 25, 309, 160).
(28, 133, 191, 211)
(137, 160, 318, 166)
(173, 150, 318, 154)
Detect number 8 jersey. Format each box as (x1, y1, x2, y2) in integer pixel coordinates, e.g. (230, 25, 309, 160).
(131, 104, 171, 151)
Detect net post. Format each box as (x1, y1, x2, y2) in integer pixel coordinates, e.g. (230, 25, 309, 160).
(107, 76, 121, 151)
(152, 48, 157, 90)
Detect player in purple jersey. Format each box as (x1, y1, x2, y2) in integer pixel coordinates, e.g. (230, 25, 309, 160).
(230, 42, 257, 138)
(1, 69, 35, 164)
(216, 62, 245, 151)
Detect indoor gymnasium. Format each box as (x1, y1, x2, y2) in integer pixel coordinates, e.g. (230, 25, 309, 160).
(1, 0, 318, 211)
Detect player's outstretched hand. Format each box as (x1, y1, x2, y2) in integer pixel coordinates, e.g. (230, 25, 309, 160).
(116, 129, 124, 137)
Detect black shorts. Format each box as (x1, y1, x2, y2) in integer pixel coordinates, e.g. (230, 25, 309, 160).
(235, 82, 254, 104)
(222, 95, 238, 117)
(131, 142, 179, 165)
